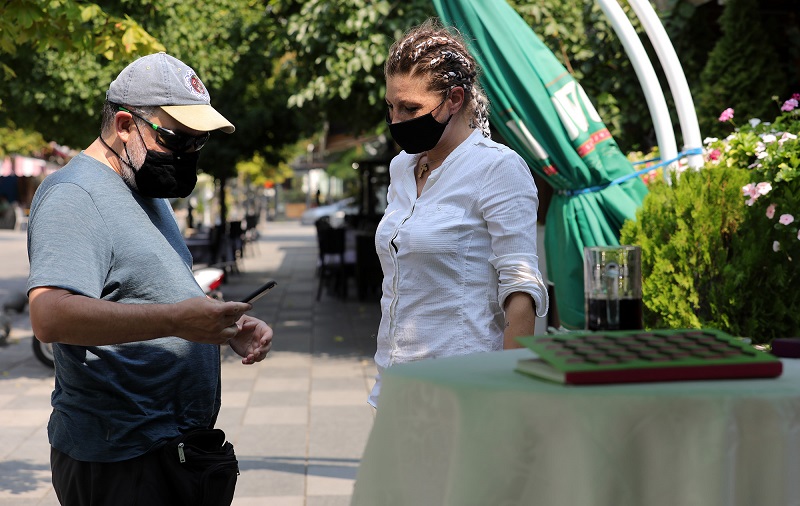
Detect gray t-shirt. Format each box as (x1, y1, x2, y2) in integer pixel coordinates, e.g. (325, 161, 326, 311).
(27, 152, 220, 463)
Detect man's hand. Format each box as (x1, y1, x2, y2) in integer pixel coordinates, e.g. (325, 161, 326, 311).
(228, 314, 273, 365)
(173, 296, 252, 345)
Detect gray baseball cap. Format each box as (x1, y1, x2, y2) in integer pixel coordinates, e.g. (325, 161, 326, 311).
(106, 52, 234, 133)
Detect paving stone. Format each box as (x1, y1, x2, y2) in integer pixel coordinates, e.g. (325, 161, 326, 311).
(307, 494, 357, 506)
(308, 406, 374, 459)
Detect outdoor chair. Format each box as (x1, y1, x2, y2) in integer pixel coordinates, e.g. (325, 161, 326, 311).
(228, 220, 245, 271)
(206, 223, 238, 274)
(243, 213, 261, 257)
(315, 220, 354, 300)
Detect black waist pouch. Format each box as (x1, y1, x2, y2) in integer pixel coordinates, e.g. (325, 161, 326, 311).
(160, 428, 239, 506)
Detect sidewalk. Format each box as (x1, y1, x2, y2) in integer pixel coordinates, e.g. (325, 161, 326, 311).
(0, 221, 380, 506)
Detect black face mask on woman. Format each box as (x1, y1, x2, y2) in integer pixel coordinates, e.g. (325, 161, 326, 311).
(387, 93, 452, 154)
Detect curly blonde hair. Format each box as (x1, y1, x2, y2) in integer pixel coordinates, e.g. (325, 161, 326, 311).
(385, 19, 491, 138)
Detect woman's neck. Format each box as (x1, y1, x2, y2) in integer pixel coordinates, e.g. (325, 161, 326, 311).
(425, 121, 475, 166)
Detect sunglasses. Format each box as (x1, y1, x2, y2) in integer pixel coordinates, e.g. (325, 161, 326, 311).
(119, 107, 210, 153)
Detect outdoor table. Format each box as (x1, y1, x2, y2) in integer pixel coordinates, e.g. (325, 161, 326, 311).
(350, 348, 800, 506)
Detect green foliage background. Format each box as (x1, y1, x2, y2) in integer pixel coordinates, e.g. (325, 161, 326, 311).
(695, 0, 788, 138)
(268, 0, 437, 135)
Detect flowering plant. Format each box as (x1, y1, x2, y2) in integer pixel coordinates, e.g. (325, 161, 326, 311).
(626, 148, 662, 186)
(707, 94, 800, 259)
(621, 94, 800, 343)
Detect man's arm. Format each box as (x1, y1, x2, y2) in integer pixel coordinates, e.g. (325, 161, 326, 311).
(29, 287, 249, 346)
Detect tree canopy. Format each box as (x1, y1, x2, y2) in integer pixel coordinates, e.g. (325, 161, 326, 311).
(1, 0, 164, 156)
(268, 0, 436, 135)
(4, 0, 795, 182)
(0, 0, 163, 71)
(0, 0, 321, 182)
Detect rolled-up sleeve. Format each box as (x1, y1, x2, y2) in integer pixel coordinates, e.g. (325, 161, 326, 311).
(481, 152, 549, 317)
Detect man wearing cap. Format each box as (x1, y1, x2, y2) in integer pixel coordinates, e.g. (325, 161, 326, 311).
(26, 52, 271, 505)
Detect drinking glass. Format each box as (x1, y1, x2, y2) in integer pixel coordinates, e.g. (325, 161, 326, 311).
(583, 245, 643, 331)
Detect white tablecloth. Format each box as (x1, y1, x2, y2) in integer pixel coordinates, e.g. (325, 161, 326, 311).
(351, 349, 800, 506)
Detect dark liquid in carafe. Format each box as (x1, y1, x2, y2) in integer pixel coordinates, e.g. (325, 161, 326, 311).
(586, 298, 644, 331)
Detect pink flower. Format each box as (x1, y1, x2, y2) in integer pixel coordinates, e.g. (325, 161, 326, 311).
(773, 241, 781, 252)
(744, 184, 773, 206)
(793, 93, 800, 101)
(756, 182, 772, 195)
(781, 99, 798, 112)
(743, 184, 758, 205)
(718, 108, 735, 122)
(767, 204, 776, 218)
(797, 229, 800, 241)
(708, 149, 721, 161)
(779, 214, 795, 225)
(742, 183, 756, 196)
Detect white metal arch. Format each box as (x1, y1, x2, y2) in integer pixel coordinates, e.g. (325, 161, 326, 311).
(627, 0, 704, 170)
(596, 0, 704, 183)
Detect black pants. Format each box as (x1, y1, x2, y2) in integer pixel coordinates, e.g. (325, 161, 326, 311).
(51, 446, 180, 506)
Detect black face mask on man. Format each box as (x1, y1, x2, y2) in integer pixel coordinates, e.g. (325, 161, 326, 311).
(387, 93, 452, 154)
(100, 129, 200, 199)
(126, 146, 199, 199)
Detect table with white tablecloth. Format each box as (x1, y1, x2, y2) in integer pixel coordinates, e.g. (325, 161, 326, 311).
(351, 348, 800, 506)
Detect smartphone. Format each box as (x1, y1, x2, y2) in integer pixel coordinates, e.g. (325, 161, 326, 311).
(239, 280, 277, 304)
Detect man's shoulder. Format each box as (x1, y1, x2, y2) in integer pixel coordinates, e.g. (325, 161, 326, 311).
(39, 153, 123, 195)
(32, 153, 132, 220)
(50, 152, 111, 180)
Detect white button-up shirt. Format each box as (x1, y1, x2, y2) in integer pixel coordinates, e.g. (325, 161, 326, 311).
(370, 129, 548, 406)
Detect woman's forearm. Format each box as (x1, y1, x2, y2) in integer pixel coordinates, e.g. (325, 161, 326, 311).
(503, 291, 537, 349)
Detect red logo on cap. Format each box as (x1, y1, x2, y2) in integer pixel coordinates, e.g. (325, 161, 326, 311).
(184, 70, 208, 98)
(189, 74, 206, 95)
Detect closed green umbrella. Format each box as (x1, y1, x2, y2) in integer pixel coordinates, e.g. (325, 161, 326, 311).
(433, 0, 649, 328)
